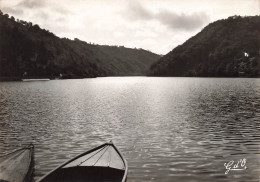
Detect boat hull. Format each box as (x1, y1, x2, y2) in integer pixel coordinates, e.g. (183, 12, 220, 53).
(40, 166, 124, 182)
(38, 142, 127, 182)
(0, 145, 34, 182)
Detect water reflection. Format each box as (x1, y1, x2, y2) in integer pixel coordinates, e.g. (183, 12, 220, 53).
(0, 78, 260, 181)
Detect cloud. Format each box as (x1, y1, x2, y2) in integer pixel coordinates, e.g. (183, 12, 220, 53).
(37, 11, 49, 20)
(127, 1, 153, 20)
(2, 7, 24, 15)
(55, 17, 66, 23)
(125, 1, 210, 31)
(18, 0, 46, 8)
(52, 6, 73, 15)
(156, 11, 210, 31)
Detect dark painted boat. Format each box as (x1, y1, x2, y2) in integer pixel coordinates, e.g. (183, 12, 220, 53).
(0, 144, 34, 182)
(38, 141, 128, 182)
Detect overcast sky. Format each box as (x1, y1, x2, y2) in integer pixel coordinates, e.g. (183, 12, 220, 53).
(0, 0, 259, 54)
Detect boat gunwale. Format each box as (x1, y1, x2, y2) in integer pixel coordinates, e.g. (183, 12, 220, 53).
(37, 141, 128, 182)
(0, 144, 34, 158)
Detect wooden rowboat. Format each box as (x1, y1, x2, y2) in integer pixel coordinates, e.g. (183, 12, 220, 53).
(38, 141, 128, 182)
(0, 144, 34, 182)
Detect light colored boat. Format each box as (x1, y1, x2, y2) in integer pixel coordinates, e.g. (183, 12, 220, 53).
(38, 141, 128, 182)
(22, 79, 50, 81)
(0, 144, 34, 182)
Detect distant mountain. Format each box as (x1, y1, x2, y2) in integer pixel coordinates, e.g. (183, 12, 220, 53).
(148, 16, 260, 77)
(0, 11, 160, 80)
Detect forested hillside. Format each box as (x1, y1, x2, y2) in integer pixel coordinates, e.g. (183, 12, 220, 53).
(0, 11, 160, 80)
(148, 16, 260, 77)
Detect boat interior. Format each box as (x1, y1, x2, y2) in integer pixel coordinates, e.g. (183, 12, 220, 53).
(40, 166, 125, 182)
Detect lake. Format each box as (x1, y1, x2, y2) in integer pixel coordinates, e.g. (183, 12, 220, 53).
(0, 77, 260, 181)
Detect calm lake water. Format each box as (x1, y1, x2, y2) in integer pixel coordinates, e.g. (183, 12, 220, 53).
(0, 77, 260, 181)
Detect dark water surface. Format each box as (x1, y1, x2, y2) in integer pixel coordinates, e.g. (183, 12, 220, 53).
(0, 77, 260, 181)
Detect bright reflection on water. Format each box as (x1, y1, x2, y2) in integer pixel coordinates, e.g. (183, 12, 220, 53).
(0, 77, 260, 181)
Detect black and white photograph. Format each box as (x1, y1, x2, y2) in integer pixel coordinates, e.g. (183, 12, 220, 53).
(0, 0, 259, 181)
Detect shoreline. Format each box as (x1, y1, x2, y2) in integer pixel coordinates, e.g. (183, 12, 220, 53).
(0, 76, 97, 82)
(1, 75, 260, 82)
